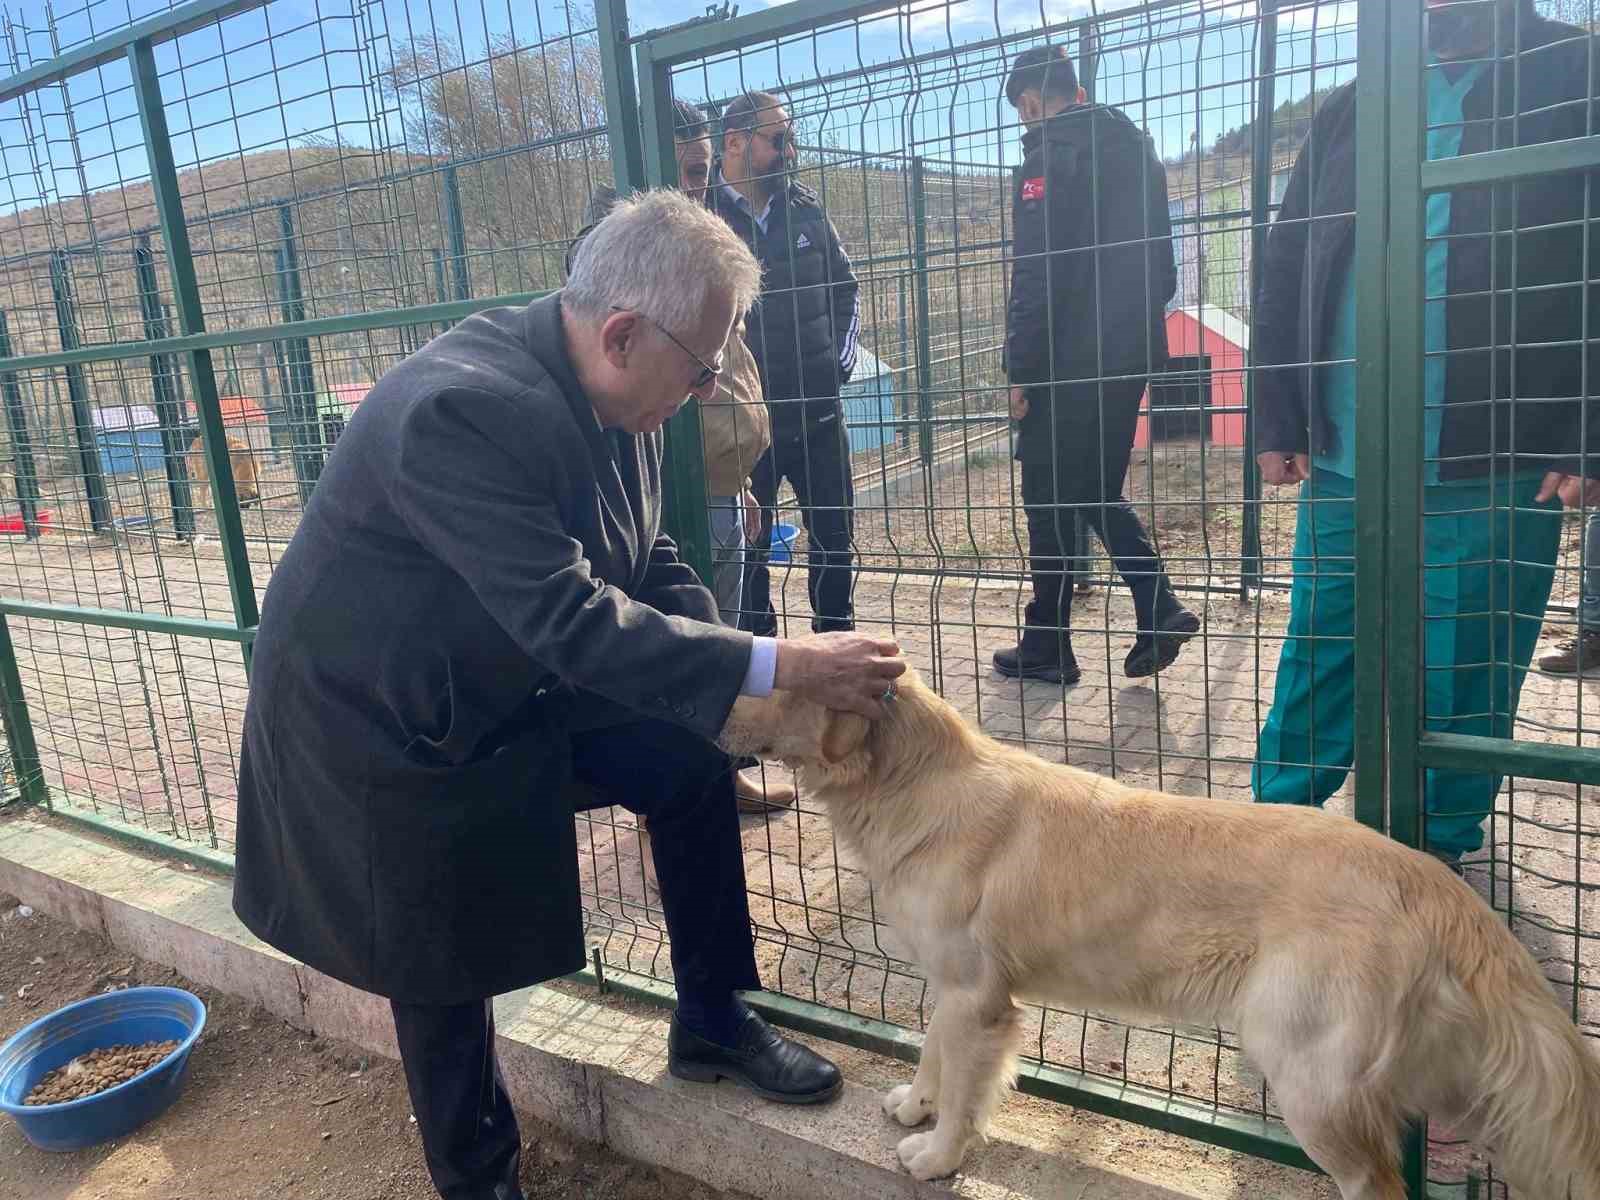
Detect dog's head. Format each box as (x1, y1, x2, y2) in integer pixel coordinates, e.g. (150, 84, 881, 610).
(718, 668, 942, 787)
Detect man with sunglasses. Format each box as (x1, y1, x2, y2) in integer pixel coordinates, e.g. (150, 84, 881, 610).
(233, 191, 905, 1200)
(568, 100, 791, 814)
(714, 90, 862, 635)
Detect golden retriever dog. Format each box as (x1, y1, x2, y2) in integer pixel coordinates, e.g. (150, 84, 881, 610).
(719, 669, 1600, 1199)
(186, 435, 260, 509)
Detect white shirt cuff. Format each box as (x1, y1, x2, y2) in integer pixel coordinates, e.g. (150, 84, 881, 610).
(741, 636, 778, 697)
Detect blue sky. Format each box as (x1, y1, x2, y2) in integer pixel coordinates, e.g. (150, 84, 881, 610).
(0, 0, 1356, 217)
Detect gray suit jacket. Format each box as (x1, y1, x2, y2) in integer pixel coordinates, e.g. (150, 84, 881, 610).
(232, 291, 751, 1003)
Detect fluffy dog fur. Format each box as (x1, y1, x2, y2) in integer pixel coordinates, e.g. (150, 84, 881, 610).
(718, 670, 1600, 1198)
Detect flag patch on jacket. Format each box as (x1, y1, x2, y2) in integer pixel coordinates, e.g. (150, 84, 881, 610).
(1021, 176, 1046, 202)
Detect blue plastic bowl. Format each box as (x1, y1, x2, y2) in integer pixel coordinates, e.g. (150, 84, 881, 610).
(770, 522, 800, 563)
(0, 986, 206, 1151)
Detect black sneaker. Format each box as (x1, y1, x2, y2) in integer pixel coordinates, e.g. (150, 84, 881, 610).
(1537, 629, 1600, 676)
(1124, 608, 1201, 679)
(993, 637, 1081, 685)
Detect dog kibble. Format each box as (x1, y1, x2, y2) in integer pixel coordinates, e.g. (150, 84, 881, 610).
(23, 1041, 180, 1105)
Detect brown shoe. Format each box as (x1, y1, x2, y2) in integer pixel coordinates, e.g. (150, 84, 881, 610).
(1537, 629, 1600, 675)
(735, 768, 796, 814)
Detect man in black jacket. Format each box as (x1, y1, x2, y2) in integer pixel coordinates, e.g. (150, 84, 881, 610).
(713, 91, 861, 634)
(1251, 0, 1600, 868)
(995, 46, 1198, 685)
(232, 191, 904, 1200)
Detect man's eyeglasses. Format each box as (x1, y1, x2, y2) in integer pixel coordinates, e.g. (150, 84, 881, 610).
(611, 307, 724, 390)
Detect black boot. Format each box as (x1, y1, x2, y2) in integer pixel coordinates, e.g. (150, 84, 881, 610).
(993, 628, 1081, 684)
(1124, 606, 1201, 679)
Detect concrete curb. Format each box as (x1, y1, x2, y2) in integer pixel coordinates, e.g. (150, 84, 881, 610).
(0, 814, 1316, 1200)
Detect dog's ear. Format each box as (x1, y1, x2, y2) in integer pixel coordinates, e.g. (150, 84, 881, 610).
(821, 710, 871, 764)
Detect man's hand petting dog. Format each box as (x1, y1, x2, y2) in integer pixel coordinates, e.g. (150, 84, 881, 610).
(774, 633, 906, 716)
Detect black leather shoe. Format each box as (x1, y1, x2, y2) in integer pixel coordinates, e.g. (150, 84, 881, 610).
(1124, 608, 1201, 678)
(993, 634, 1081, 684)
(668, 1011, 843, 1105)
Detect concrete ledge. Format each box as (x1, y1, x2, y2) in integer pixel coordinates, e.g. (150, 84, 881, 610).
(0, 814, 1320, 1200)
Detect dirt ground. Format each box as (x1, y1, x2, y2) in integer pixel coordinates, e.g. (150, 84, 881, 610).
(0, 903, 742, 1200)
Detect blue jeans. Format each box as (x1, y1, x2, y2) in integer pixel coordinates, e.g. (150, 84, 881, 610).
(1581, 510, 1600, 632)
(708, 494, 746, 629)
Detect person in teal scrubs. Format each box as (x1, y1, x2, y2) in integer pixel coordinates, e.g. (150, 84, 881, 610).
(1250, 0, 1600, 867)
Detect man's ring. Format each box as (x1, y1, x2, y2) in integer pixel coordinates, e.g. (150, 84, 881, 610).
(881, 684, 897, 703)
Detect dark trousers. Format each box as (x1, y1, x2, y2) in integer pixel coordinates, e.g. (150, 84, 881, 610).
(391, 998, 520, 1200)
(391, 711, 759, 1200)
(747, 414, 855, 634)
(1019, 379, 1174, 637)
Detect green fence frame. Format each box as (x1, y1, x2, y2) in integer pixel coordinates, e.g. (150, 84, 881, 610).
(2, 0, 1596, 1194)
(0, 0, 550, 809)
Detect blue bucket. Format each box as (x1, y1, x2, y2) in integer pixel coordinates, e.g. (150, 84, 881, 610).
(0, 986, 206, 1151)
(770, 522, 800, 563)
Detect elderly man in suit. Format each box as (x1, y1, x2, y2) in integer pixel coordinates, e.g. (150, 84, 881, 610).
(231, 189, 905, 1200)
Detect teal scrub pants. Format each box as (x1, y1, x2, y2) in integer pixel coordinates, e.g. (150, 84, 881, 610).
(1253, 468, 1561, 855)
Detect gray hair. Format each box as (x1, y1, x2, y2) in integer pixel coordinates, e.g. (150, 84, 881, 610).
(563, 189, 762, 335)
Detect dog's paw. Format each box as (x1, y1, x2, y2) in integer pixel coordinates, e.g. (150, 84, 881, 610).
(896, 1131, 963, 1181)
(883, 1083, 935, 1127)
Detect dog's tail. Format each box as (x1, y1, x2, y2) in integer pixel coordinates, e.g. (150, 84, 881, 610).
(1437, 897, 1600, 1197)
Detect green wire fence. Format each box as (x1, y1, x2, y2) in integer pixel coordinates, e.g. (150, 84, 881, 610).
(0, 0, 1596, 1194)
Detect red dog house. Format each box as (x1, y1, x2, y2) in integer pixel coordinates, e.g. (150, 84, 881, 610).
(1134, 306, 1249, 449)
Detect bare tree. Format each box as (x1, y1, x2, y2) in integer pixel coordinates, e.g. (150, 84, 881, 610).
(381, 27, 612, 274)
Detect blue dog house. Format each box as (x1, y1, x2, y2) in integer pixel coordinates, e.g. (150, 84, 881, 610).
(841, 348, 894, 455)
(92, 405, 167, 477)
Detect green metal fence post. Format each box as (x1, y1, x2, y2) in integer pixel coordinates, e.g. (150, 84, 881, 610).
(275, 203, 324, 503)
(134, 235, 196, 540)
(0, 308, 45, 800)
(431, 247, 448, 305)
(48, 250, 113, 533)
(1352, 0, 1393, 838)
(128, 35, 260, 656)
(634, 35, 715, 585)
(1382, 0, 1426, 854)
(0, 311, 43, 540)
(0, 606, 47, 808)
(1379, 2, 1429, 1192)
(596, 0, 643, 195)
(1241, 0, 1277, 598)
(1077, 26, 1098, 104)
(444, 165, 471, 301)
(911, 156, 935, 468)
(429, 246, 457, 333)
(897, 273, 911, 451)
